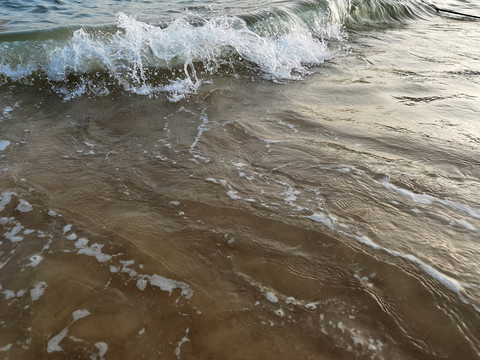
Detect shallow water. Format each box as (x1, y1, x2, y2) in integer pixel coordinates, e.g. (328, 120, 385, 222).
(1, 0, 480, 359)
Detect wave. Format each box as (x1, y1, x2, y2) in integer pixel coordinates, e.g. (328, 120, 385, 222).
(0, 0, 435, 100)
(347, 0, 435, 28)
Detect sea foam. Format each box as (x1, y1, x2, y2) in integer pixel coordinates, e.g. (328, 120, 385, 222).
(0, 11, 341, 101)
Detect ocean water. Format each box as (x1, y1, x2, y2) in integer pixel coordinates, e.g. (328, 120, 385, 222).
(1, 0, 480, 358)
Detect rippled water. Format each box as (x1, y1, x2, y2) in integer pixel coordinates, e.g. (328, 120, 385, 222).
(0, 0, 291, 31)
(1, 0, 480, 359)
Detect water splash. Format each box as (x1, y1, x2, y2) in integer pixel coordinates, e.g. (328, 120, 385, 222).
(0, 6, 345, 100)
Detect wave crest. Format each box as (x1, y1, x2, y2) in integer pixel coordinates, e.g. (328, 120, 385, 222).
(0, 9, 344, 101)
(347, 0, 434, 28)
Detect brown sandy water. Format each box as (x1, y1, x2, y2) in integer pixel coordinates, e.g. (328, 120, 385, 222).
(1, 16, 480, 360)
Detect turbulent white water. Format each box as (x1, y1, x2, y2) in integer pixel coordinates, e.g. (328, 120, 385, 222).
(0, 11, 345, 100)
(0, 0, 439, 101)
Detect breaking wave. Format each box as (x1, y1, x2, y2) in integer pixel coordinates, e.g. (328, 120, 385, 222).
(0, 0, 435, 100)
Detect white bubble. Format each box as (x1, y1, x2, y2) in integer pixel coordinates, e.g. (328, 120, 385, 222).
(265, 292, 278, 303)
(16, 200, 33, 213)
(28, 254, 43, 267)
(30, 281, 47, 301)
(136, 278, 148, 291)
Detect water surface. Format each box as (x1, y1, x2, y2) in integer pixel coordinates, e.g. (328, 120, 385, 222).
(1, 0, 480, 359)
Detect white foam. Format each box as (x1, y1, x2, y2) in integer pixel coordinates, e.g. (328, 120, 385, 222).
(403, 254, 463, 295)
(262, 139, 282, 146)
(205, 177, 219, 184)
(149, 274, 193, 299)
(27, 254, 43, 267)
(72, 309, 91, 321)
(189, 113, 209, 159)
(347, 232, 464, 296)
(307, 213, 335, 230)
(163, 76, 202, 102)
(69, 335, 83, 343)
(174, 328, 190, 360)
(1, 217, 10, 224)
(136, 278, 148, 291)
(0, 192, 15, 212)
(16, 200, 33, 213)
(120, 261, 193, 298)
(354, 273, 374, 288)
(265, 292, 279, 303)
(66, 233, 78, 241)
(353, 235, 382, 251)
(120, 260, 137, 277)
(74, 238, 89, 248)
(233, 162, 247, 168)
(278, 182, 305, 211)
(278, 120, 298, 134)
(381, 178, 480, 219)
(285, 297, 301, 305)
(3, 289, 15, 300)
(1, 8, 341, 101)
(0, 254, 12, 270)
(0, 141, 10, 151)
(30, 281, 47, 301)
(456, 219, 476, 231)
(2, 106, 13, 115)
(47, 328, 68, 353)
(47, 309, 92, 353)
(282, 187, 300, 204)
(94, 342, 108, 359)
(63, 224, 72, 233)
(0, 344, 12, 352)
(226, 189, 241, 200)
(75, 238, 112, 262)
(337, 166, 351, 173)
(5, 221, 24, 242)
(206, 178, 242, 200)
